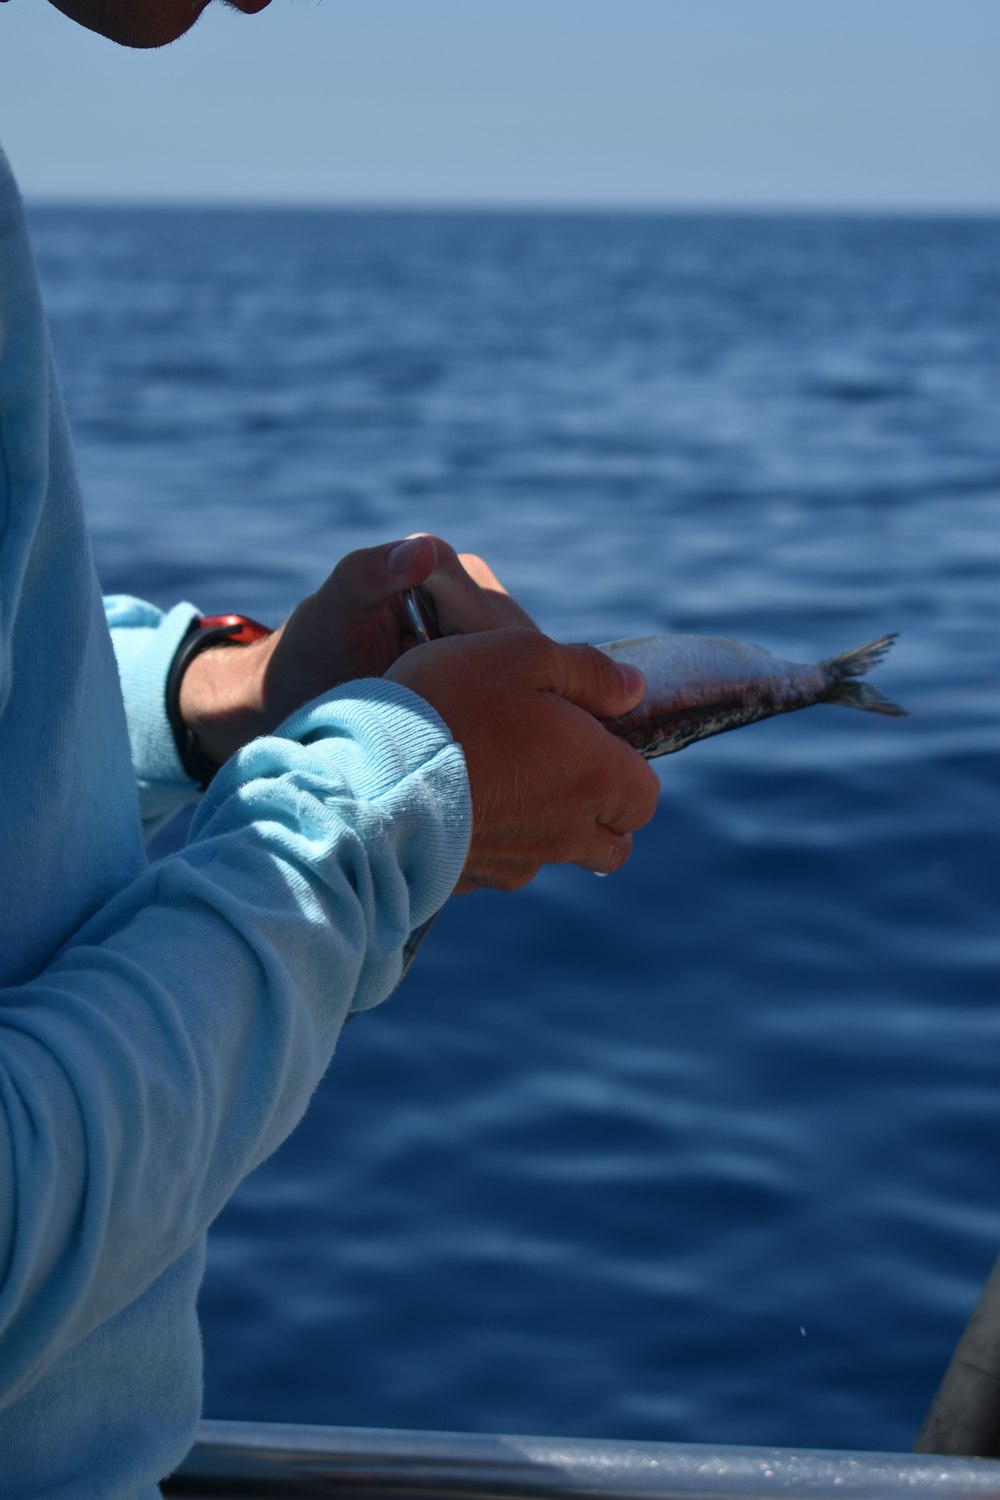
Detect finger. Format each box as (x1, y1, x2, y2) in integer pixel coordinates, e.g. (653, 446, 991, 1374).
(543, 640, 647, 719)
(403, 534, 500, 632)
(460, 819, 637, 888)
(455, 553, 505, 592)
(530, 699, 659, 838)
(456, 860, 542, 894)
(414, 537, 538, 633)
(574, 829, 634, 876)
(591, 736, 661, 836)
(456, 553, 538, 629)
(314, 536, 439, 622)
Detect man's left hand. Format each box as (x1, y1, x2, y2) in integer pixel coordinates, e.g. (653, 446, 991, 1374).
(178, 534, 535, 773)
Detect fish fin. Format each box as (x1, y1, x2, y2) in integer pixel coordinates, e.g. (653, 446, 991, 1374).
(821, 634, 908, 717)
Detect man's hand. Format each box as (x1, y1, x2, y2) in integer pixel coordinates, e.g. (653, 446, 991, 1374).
(387, 628, 660, 891)
(179, 534, 534, 770)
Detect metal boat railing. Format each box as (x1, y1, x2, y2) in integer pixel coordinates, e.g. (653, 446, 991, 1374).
(164, 1421, 1000, 1499)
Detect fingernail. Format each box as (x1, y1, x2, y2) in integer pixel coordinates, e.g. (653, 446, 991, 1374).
(387, 538, 421, 575)
(616, 663, 645, 697)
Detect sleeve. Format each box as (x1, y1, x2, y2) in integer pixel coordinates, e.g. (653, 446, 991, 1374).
(104, 594, 203, 839)
(0, 678, 471, 1409)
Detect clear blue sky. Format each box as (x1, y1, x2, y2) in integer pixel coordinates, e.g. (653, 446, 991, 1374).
(1, 1, 997, 209)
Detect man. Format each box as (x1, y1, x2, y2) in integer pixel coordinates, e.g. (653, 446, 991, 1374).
(0, 1, 660, 1494)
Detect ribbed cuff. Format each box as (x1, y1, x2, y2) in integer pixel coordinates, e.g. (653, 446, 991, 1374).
(107, 598, 202, 787)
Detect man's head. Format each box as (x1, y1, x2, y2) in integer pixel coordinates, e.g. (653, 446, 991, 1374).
(46, 0, 271, 49)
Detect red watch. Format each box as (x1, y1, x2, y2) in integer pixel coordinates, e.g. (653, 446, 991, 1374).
(165, 614, 273, 788)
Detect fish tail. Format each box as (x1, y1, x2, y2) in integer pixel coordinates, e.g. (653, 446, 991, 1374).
(820, 634, 908, 717)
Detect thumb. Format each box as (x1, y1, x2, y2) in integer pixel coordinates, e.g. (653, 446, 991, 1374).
(314, 535, 438, 621)
(545, 640, 647, 718)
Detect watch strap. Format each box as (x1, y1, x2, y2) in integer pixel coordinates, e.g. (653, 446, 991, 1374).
(165, 614, 272, 789)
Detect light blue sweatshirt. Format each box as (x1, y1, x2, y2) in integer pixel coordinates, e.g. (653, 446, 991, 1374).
(0, 147, 471, 1497)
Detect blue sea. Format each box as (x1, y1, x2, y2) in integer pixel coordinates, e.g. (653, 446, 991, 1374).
(29, 205, 1000, 1454)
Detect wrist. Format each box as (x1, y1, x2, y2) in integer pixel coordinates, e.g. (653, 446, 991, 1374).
(167, 614, 272, 786)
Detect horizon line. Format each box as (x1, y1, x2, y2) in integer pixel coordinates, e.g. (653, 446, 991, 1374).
(22, 194, 1000, 220)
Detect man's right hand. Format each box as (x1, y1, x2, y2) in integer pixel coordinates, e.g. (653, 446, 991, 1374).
(386, 627, 660, 893)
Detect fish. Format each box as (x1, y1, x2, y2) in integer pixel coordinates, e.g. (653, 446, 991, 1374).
(599, 633, 906, 758)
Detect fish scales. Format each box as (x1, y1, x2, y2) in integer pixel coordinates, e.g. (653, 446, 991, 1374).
(599, 633, 905, 759)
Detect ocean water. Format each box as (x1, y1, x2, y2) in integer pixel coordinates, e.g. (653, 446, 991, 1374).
(29, 205, 1000, 1453)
